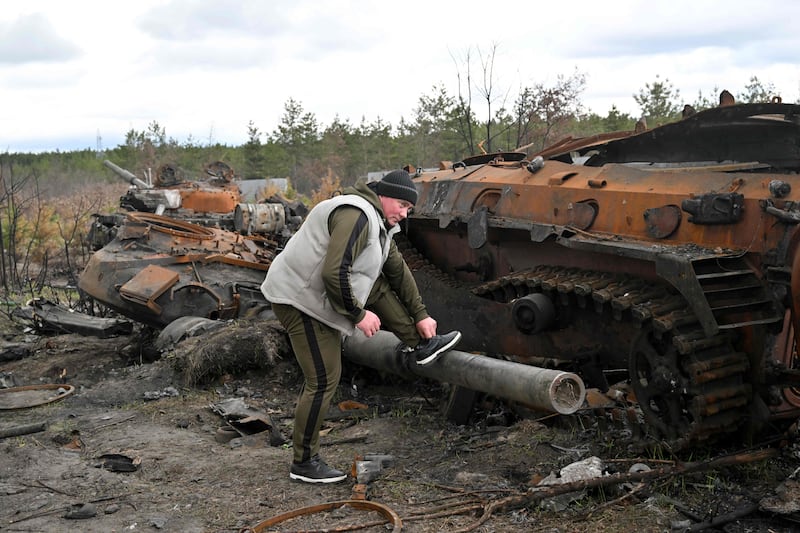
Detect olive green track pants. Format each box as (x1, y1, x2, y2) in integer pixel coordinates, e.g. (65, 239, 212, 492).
(272, 276, 421, 464)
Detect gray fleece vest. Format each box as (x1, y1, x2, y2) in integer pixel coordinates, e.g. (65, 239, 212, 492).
(261, 194, 399, 335)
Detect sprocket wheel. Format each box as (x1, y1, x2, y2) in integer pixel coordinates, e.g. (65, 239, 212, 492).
(629, 328, 694, 441)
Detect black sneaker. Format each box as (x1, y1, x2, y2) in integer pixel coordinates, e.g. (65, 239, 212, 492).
(409, 331, 462, 366)
(289, 455, 347, 484)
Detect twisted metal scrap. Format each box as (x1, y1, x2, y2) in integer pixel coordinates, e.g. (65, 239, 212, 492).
(240, 499, 402, 533)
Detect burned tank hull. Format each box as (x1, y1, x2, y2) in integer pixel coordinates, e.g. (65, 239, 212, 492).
(404, 102, 800, 446)
(80, 159, 305, 328)
(79, 213, 279, 329)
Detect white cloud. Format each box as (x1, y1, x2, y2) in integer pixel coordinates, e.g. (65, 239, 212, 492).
(0, 12, 81, 63)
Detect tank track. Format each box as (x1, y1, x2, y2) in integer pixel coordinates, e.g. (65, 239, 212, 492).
(471, 265, 752, 449)
(396, 238, 465, 289)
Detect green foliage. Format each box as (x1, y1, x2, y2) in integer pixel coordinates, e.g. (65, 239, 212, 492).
(242, 120, 264, 180)
(738, 75, 777, 103)
(603, 105, 636, 132)
(269, 98, 322, 194)
(634, 75, 681, 126)
(574, 106, 636, 137)
(691, 88, 720, 112)
(403, 84, 465, 166)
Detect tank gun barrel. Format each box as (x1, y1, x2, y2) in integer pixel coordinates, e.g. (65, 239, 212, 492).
(103, 160, 151, 189)
(343, 330, 586, 414)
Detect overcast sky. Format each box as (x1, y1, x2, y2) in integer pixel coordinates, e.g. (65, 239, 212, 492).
(3, 0, 799, 154)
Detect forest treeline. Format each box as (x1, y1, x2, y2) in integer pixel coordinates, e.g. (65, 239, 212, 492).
(2, 72, 785, 197)
(0, 72, 786, 298)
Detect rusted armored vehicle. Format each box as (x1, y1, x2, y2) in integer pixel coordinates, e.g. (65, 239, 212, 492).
(80, 214, 276, 328)
(79, 160, 305, 328)
(401, 100, 800, 447)
(88, 160, 303, 250)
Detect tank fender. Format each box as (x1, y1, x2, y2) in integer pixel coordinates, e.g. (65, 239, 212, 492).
(655, 254, 719, 337)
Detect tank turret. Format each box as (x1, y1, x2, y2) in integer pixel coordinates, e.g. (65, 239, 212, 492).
(89, 160, 299, 250)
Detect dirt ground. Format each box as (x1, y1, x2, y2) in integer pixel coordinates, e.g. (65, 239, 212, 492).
(1, 313, 800, 533)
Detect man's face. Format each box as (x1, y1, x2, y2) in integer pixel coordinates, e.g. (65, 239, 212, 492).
(379, 196, 414, 227)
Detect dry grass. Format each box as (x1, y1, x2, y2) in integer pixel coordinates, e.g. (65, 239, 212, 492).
(166, 318, 291, 385)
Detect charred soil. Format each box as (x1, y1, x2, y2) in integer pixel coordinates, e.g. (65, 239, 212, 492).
(1, 315, 799, 533)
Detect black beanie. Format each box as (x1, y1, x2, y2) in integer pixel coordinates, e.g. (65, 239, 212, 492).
(374, 170, 418, 205)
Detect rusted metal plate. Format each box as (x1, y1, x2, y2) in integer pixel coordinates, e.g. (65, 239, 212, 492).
(119, 264, 180, 314)
(0, 384, 75, 410)
(568, 201, 597, 230)
(117, 222, 150, 240)
(538, 103, 800, 169)
(181, 189, 239, 213)
(644, 205, 681, 239)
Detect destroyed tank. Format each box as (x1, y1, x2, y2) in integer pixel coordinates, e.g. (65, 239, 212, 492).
(79, 161, 305, 328)
(88, 160, 305, 250)
(401, 100, 800, 447)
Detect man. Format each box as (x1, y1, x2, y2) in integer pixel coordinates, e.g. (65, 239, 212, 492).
(261, 169, 461, 484)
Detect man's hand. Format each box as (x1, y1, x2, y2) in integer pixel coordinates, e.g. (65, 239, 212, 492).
(356, 310, 382, 337)
(415, 316, 437, 339)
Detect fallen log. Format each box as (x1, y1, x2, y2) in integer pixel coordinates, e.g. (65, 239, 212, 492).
(0, 421, 47, 439)
(449, 447, 779, 533)
(687, 503, 760, 532)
